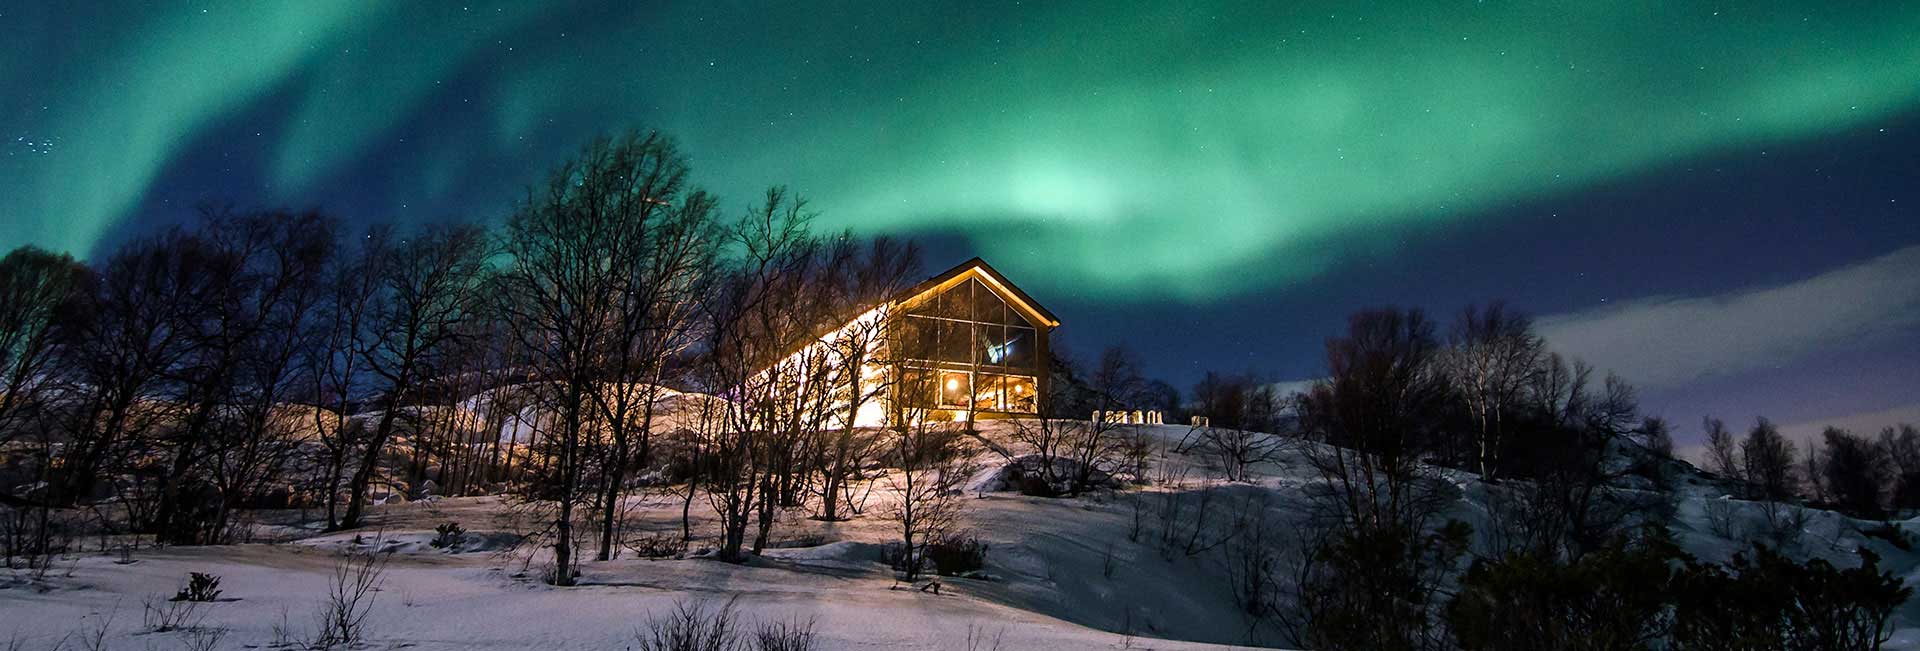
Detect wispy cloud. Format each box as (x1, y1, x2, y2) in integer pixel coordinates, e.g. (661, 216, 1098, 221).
(1538, 245, 1920, 389)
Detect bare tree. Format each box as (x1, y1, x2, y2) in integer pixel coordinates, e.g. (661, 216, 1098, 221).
(1294, 308, 1452, 532)
(814, 237, 920, 521)
(1283, 307, 1460, 651)
(1880, 424, 1920, 511)
(576, 134, 718, 561)
(1740, 417, 1797, 502)
(201, 211, 337, 541)
(0, 247, 88, 445)
(1703, 416, 1739, 481)
(883, 403, 976, 582)
(1819, 427, 1889, 517)
(310, 227, 392, 528)
(697, 187, 844, 562)
(497, 133, 710, 583)
(1442, 302, 1544, 482)
(339, 225, 489, 530)
(58, 231, 211, 508)
(1196, 423, 1285, 483)
(1008, 345, 1146, 496)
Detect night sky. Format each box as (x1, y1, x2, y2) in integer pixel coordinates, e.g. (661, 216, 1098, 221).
(5, 2, 1918, 450)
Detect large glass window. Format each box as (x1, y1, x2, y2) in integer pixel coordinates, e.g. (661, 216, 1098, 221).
(897, 274, 1043, 413)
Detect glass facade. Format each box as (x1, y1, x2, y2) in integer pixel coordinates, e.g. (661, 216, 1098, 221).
(899, 278, 1040, 414)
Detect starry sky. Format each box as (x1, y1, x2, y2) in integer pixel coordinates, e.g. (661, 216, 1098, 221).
(4, 2, 1919, 449)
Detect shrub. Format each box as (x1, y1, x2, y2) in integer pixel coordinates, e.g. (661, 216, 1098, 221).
(172, 572, 223, 602)
(924, 534, 989, 577)
(754, 618, 817, 651)
(1448, 534, 1683, 651)
(635, 598, 747, 651)
(1443, 536, 1915, 651)
(313, 549, 389, 647)
(634, 599, 818, 651)
(1015, 473, 1060, 498)
(1285, 521, 1471, 651)
(1672, 546, 1910, 651)
(627, 532, 689, 559)
(431, 521, 465, 549)
(1860, 522, 1914, 552)
(144, 595, 204, 632)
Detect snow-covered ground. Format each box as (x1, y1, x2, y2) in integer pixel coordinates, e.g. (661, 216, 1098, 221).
(6, 421, 1920, 650)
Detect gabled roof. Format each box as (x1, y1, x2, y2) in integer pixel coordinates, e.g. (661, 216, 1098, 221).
(892, 257, 1061, 329)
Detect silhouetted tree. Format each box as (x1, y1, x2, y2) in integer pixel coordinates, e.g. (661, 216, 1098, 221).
(0, 247, 90, 445)
(1703, 416, 1740, 481)
(1879, 424, 1920, 512)
(1741, 418, 1797, 502)
(340, 224, 489, 530)
(59, 230, 212, 509)
(1818, 427, 1889, 517)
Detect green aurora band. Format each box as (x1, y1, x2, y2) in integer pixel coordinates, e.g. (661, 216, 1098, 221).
(4, 2, 1918, 299)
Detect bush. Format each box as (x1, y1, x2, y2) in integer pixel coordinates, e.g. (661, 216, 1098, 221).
(313, 549, 389, 647)
(924, 534, 989, 577)
(1449, 534, 1683, 651)
(1015, 473, 1061, 498)
(1672, 546, 1910, 651)
(633, 598, 818, 651)
(635, 598, 747, 651)
(172, 572, 223, 602)
(1286, 521, 1471, 651)
(1445, 537, 1914, 651)
(144, 595, 205, 632)
(754, 618, 817, 651)
(1860, 522, 1914, 552)
(627, 532, 689, 559)
(431, 521, 465, 549)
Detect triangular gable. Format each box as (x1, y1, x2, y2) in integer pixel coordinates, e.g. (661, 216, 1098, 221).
(892, 257, 1060, 329)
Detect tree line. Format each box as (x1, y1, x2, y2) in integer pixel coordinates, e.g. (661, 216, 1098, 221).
(1169, 305, 1913, 650)
(0, 131, 1000, 585)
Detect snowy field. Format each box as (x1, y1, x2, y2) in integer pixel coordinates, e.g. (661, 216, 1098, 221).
(6, 421, 1920, 650)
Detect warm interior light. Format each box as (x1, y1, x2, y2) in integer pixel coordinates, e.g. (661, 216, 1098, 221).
(945, 378, 960, 391)
(1013, 385, 1023, 394)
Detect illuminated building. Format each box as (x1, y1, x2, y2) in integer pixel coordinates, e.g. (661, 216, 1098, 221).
(799, 257, 1059, 427)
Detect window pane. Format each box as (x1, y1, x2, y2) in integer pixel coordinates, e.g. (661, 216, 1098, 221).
(899, 368, 936, 407)
(1003, 327, 1036, 370)
(939, 285, 967, 319)
(939, 371, 970, 408)
(1005, 375, 1037, 413)
(1002, 298, 1033, 327)
(938, 320, 970, 363)
(977, 322, 1009, 366)
(897, 316, 933, 360)
(974, 374, 1004, 411)
(970, 279, 1004, 325)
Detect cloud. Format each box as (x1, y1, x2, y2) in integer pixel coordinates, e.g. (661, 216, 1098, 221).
(1538, 245, 1920, 389)
(1776, 402, 1920, 450)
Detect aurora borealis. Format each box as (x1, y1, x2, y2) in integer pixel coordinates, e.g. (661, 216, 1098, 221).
(5, 2, 1920, 446)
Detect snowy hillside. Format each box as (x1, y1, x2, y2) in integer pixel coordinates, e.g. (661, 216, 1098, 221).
(5, 420, 1919, 650)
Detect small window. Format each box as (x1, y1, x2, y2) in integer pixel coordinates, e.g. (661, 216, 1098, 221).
(974, 374, 1004, 411)
(1004, 375, 1037, 413)
(938, 371, 971, 408)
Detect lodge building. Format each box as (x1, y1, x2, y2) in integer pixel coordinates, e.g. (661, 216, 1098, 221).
(809, 257, 1059, 428)
(890, 257, 1059, 421)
